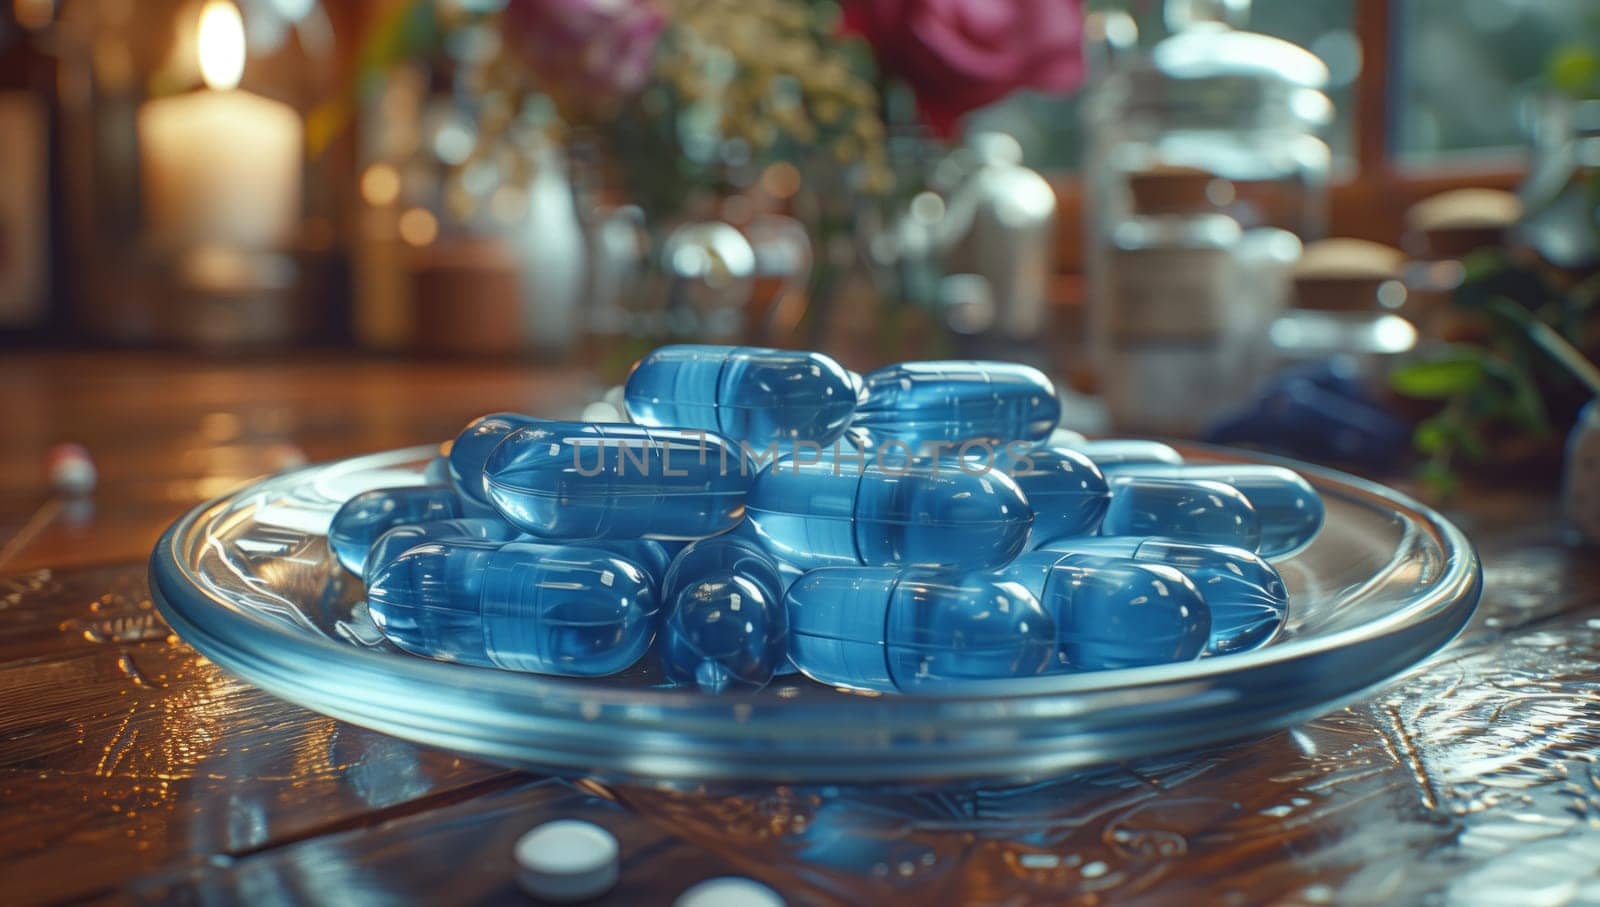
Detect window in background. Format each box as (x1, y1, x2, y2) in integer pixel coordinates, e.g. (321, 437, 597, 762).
(965, 0, 1358, 171)
(1394, 0, 1597, 163)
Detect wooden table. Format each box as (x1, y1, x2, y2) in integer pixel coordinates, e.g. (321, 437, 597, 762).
(3, 351, 1598, 906)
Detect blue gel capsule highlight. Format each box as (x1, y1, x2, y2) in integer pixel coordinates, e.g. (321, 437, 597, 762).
(845, 369, 866, 403)
(1102, 477, 1261, 552)
(363, 517, 520, 586)
(785, 568, 1057, 693)
(725, 518, 809, 593)
(624, 344, 857, 445)
(997, 447, 1111, 546)
(448, 412, 544, 504)
(746, 459, 1033, 571)
(484, 422, 753, 540)
(1098, 464, 1324, 558)
(1070, 440, 1185, 470)
(328, 486, 464, 575)
(661, 574, 789, 692)
(367, 540, 659, 676)
(1037, 536, 1287, 655)
(662, 534, 790, 606)
(580, 540, 673, 592)
(690, 525, 805, 676)
(999, 551, 1209, 670)
(851, 361, 1061, 448)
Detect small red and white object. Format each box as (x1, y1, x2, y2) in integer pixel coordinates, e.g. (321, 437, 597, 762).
(46, 443, 97, 497)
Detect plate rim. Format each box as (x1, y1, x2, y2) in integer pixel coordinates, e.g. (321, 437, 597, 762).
(148, 443, 1483, 779)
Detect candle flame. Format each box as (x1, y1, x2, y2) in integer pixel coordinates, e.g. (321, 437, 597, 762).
(198, 0, 245, 91)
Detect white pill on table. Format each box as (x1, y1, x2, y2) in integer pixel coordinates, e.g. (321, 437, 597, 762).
(674, 876, 786, 907)
(514, 819, 620, 903)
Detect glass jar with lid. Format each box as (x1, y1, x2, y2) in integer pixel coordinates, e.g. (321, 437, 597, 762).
(1081, 0, 1333, 434)
(1517, 96, 1600, 273)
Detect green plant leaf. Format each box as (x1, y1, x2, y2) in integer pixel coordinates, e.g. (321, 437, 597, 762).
(1456, 261, 1551, 313)
(1453, 420, 1489, 462)
(1458, 249, 1511, 285)
(1504, 364, 1554, 435)
(1390, 353, 1485, 398)
(1547, 44, 1600, 98)
(1413, 418, 1449, 455)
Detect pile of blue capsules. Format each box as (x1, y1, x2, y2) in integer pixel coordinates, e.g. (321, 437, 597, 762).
(331, 345, 1323, 695)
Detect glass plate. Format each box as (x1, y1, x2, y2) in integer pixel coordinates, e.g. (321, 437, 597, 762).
(149, 445, 1481, 783)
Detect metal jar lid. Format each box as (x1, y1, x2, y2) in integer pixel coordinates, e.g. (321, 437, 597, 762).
(1085, 1, 1332, 134)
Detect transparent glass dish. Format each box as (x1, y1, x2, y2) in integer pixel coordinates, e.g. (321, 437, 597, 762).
(149, 445, 1481, 783)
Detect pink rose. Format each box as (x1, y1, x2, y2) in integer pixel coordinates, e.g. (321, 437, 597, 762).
(503, 0, 666, 100)
(844, 0, 1085, 138)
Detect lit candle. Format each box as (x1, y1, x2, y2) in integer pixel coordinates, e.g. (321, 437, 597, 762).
(138, 0, 302, 251)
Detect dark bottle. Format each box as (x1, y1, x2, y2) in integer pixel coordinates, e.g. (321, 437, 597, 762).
(0, 1, 62, 339)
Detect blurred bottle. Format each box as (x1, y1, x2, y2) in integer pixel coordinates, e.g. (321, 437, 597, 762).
(936, 132, 1057, 345)
(1401, 189, 1520, 342)
(1518, 96, 1600, 275)
(0, 0, 62, 337)
(1081, 0, 1332, 434)
(1094, 213, 1249, 435)
(1268, 238, 1416, 379)
(511, 136, 587, 356)
(1508, 98, 1600, 427)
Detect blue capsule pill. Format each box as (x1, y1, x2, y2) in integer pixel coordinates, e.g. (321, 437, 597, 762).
(367, 540, 659, 676)
(662, 534, 790, 606)
(785, 568, 1057, 693)
(999, 551, 1209, 670)
(1070, 440, 1185, 470)
(845, 369, 866, 402)
(581, 539, 673, 591)
(997, 447, 1111, 546)
(448, 412, 544, 504)
(624, 345, 857, 445)
(484, 423, 752, 540)
(1099, 464, 1323, 558)
(745, 458, 1033, 570)
(1102, 477, 1261, 552)
(671, 529, 802, 676)
(328, 486, 464, 575)
(363, 517, 521, 586)
(661, 574, 788, 692)
(423, 454, 452, 485)
(851, 361, 1061, 448)
(1037, 536, 1286, 655)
